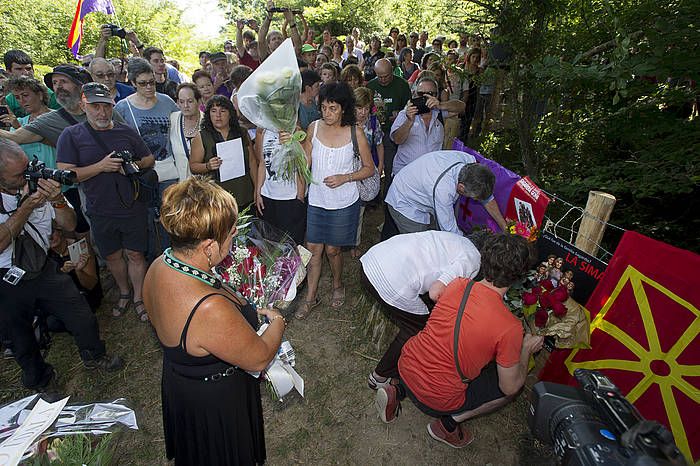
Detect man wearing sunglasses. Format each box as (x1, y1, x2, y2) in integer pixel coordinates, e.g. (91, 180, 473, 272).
(390, 76, 465, 177)
(88, 58, 134, 103)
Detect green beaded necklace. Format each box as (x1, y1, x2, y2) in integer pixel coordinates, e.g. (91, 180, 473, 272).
(162, 247, 222, 289)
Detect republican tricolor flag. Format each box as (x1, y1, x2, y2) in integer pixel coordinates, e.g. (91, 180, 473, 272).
(67, 0, 116, 58)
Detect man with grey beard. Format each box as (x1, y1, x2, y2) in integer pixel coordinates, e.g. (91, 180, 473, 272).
(0, 65, 127, 235)
(0, 64, 126, 146)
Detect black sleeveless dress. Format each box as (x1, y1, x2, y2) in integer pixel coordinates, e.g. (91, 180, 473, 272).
(160, 293, 266, 465)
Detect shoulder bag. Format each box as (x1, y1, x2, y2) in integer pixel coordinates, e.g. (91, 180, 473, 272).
(350, 124, 381, 201)
(454, 279, 476, 384)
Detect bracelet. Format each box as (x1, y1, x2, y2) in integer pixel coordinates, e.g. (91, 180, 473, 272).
(52, 201, 68, 209)
(205, 161, 210, 170)
(348, 173, 353, 182)
(270, 314, 287, 327)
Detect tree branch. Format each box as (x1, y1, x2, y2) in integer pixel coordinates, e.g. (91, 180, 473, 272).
(577, 30, 643, 62)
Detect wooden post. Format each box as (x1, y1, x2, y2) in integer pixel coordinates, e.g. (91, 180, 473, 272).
(575, 191, 617, 256)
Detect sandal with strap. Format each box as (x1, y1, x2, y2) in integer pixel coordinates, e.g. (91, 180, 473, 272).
(112, 293, 131, 317)
(331, 286, 345, 309)
(295, 297, 321, 320)
(134, 300, 149, 322)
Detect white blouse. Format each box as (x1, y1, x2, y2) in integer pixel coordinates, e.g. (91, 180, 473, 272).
(307, 123, 359, 210)
(360, 230, 481, 315)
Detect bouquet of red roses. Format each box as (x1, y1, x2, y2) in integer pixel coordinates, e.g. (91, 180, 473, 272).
(215, 219, 302, 309)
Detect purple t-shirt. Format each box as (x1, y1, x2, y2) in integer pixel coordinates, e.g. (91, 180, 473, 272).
(56, 122, 151, 218)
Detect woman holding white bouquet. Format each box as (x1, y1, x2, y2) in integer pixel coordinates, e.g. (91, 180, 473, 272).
(293, 82, 375, 319)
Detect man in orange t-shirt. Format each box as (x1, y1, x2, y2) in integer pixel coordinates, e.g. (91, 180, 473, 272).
(375, 234, 544, 449)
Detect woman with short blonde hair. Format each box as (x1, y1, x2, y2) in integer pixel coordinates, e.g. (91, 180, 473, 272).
(144, 176, 285, 465)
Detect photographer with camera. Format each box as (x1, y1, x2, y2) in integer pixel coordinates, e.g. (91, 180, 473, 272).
(375, 234, 543, 448)
(95, 24, 143, 59)
(56, 83, 155, 322)
(390, 75, 465, 177)
(0, 138, 123, 390)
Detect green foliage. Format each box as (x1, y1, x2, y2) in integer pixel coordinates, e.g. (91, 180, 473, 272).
(474, 0, 700, 250)
(0, 0, 216, 75)
(27, 434, 115, 465)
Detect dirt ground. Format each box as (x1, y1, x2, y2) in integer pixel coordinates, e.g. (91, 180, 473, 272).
(0, 206, 556, 465)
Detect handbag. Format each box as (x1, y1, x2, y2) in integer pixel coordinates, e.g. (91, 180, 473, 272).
(85, 122, 159, 208)
(0, 197, 47, 281)
(453, 279, 476, 384)
(350, 124, 381, 202)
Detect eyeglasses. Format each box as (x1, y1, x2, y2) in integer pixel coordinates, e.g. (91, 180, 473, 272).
(93, 72, 115, 79)
(136, 79, 156, 88)
(417, 91, 436, 97)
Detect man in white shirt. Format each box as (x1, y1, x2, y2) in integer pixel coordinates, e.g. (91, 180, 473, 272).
(360, 229, 486, 389)
(385, 150, 507, 236)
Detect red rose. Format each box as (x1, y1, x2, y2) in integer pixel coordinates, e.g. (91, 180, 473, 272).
(541, 279, 554, 291)
(535, 309, 549, 327)
(523, 291, 539, 306)
(551, 301, 567, 318)
(551, 287, 569, 302)
(539, 293, 552, 310)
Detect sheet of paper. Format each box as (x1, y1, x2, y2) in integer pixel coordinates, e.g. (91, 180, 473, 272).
(0, 397, 69, 466)
(216, 138, 246, 182)
(67, 238, 88, 264)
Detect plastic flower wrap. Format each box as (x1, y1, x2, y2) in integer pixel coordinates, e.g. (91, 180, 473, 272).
(215, 219, 302, 309)
(237, 38, 312, 185)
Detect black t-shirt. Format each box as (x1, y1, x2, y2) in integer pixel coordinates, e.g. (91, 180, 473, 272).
(56, 122, 151, 217)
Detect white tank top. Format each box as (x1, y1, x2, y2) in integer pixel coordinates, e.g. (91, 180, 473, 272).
(307, 123, 359, 210)
(260, 129, 298, 200)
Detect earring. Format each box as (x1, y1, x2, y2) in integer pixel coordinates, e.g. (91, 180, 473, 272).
(207, 253, 212, 268)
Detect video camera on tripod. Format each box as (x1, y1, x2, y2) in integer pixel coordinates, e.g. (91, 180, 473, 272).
(529, 369, 687, 466)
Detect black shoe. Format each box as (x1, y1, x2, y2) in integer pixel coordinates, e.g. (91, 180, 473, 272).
(83, 353, 124, 372)
(29, 367, 59, 393)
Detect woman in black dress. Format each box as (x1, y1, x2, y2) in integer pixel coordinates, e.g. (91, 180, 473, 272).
(143, 176, 286, 465)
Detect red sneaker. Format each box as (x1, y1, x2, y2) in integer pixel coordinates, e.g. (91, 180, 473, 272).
(427, 419, 475, 448)
(375, 385, 401, 423)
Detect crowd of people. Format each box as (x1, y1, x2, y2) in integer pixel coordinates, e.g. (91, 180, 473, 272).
(0, 7, 543, 464)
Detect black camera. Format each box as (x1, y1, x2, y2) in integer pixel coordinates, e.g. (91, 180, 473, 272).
(24, 157, 76, 194)
(104, 23, 127, 39)
(529, 369, 687, 466)
(410, 96, 431, 115)
(110, 150, 140, 176)
(267, 7, 302, 13)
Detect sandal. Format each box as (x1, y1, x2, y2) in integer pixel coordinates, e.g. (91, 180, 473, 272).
(295, 297, 321, 320)
(134, 300, 149, 322)
(112, 293, 131, 317)
(331, 286, 345, 309)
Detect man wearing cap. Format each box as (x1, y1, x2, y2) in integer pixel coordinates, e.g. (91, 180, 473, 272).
(0, 64, 126, 147)
(0, 137, 124, 391)
(208, 52, 234, 99)
(56, 83, 154, 322)
(89, 57, 134, 103)
(2, 50, 61, 118)
(300, 43, 317, 69)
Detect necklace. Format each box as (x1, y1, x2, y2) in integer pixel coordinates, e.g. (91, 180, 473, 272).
(183, 116, 200, 137)
(163, 248, 221, 288)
